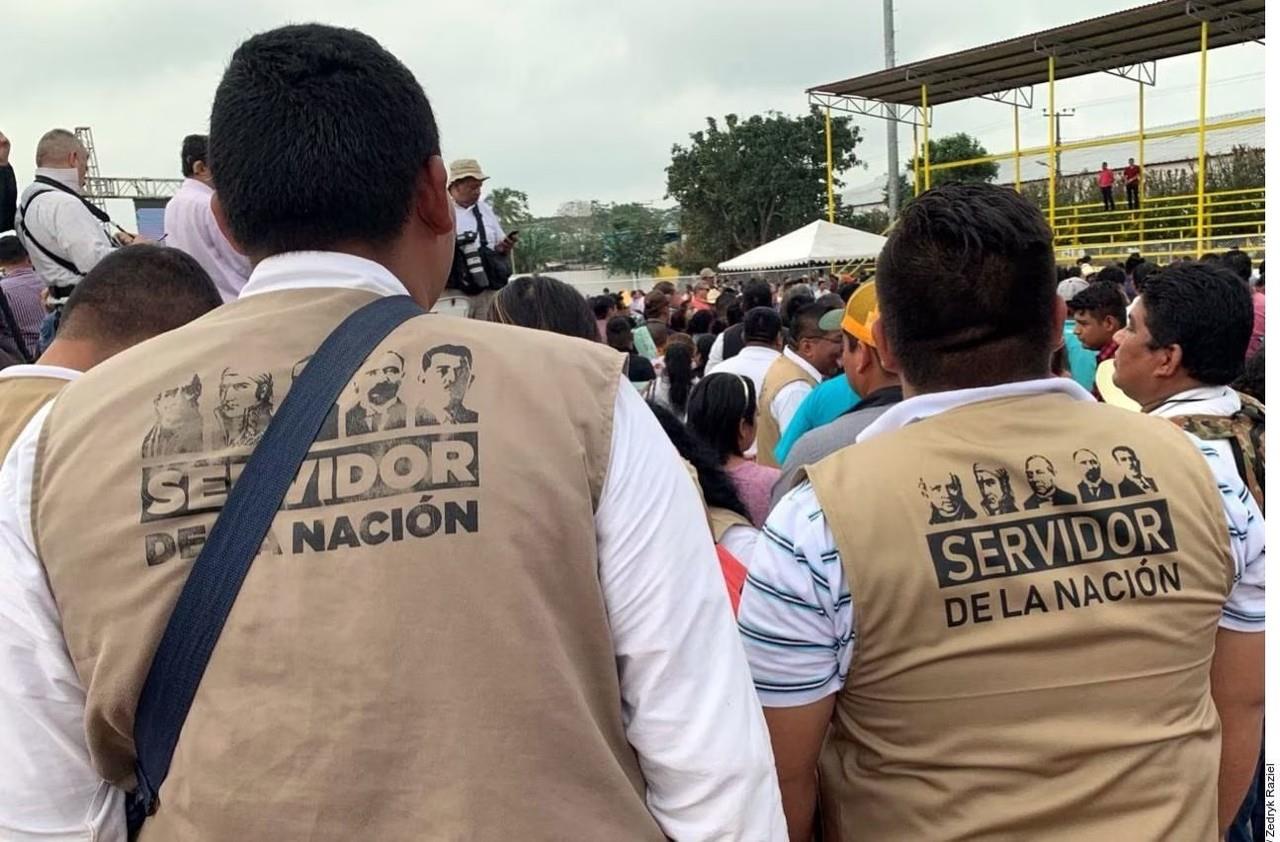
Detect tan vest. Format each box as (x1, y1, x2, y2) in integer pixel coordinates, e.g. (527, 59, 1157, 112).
(708, 505, 751, 543)
(33, 288, 665, 841)
(806, 393, 1233, 841)
(755, 352, 817, 468)
(0, 375, 68, 458)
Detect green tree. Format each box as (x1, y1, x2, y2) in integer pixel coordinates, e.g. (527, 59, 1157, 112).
(907, 132, 999, 185)
(487, 187, 532, 230)
(666, 108, 862, 266)
(599, 203, 667, 277)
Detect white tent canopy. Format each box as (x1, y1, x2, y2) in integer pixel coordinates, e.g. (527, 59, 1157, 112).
(716, 220, 887, 272)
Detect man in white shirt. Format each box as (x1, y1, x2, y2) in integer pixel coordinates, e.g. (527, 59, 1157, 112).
(755, 302, 842, 468)
(706, 278, 774, 369)
(163, 134, 252, 301)
(709, 307, 782, 458)
(437, 158, 517, 319)
(14, 129, 136, 306)
(0, 25, 782, 842)
(741, 184, 1263, 841)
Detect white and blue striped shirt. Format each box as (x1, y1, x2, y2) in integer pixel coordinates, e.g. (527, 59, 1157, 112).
(739, 379, 1265, 707)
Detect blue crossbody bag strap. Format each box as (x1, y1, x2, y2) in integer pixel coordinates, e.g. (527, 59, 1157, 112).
(124, 294, 425, 838)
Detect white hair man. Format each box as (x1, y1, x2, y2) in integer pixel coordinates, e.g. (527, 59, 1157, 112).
(14, 129, 143, 310)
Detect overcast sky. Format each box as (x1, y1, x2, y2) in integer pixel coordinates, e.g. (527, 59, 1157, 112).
(5, 0, 1265, 219)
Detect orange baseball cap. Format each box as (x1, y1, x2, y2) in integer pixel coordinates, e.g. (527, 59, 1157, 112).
(819, 282, 879, 347)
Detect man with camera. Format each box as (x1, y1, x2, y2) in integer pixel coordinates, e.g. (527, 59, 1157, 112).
(441, 158, 517, 318)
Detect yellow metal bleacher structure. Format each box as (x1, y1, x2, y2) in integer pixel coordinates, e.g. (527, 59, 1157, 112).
(807, 0, 1265, 264)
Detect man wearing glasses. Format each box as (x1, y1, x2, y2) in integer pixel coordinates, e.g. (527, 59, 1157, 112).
(754, 301, 843, 468)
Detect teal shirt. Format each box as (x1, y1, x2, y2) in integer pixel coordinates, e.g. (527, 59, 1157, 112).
(1063, 320, 1098, 393)
(773, 376, 861, 465)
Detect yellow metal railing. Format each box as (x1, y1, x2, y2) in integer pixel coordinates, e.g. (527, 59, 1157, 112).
(1046, 187, 1264, 263)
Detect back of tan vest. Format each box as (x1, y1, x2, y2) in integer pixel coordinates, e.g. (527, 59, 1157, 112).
(807, 392, 1233, 841)
(0, 376, 67, 459)
(34, 288, 664, 841)
(755, 354, 815, 468)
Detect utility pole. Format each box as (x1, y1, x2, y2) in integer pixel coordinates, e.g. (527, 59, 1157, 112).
(884, 0, 900, 218)
(1041, 107, 1076, 174)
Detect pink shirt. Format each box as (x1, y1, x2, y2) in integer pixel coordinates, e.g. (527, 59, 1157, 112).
(727, 460, 782, 528)
(1098, 169, 1115, 188)
(1248, 290, 1264, 358)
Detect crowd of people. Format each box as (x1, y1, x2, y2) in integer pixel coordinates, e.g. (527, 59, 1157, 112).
(0, 22, 1267, 842)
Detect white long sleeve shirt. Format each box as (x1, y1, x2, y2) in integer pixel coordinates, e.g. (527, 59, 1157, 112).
(0, 251, 785, 842)
(739, 378, 1265, 708)
(770, 347, 821, 441)
(163, 178, 251, 301)
(13, 168, 116, 295)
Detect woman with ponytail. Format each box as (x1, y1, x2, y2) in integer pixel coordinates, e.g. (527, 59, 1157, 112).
(686, 372, 780, 528)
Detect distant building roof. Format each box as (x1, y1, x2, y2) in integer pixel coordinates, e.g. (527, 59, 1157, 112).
(842, 108, 1263, 209)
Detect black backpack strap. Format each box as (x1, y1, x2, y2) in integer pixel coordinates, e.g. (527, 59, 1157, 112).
(125, 294, 425, 838)
(471, 204, 488, 248)
(18, 190, 85, 279)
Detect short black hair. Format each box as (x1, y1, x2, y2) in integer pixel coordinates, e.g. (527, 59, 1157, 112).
(781, 286, 816, 332)
(836, 280, 859, 302)
(58, 245, 221, 346)
(1067, 282, 1127, 324)
(687, 309, 716, 335)
(1065, 265, 1082, 278)
(0, 235, 27, 264)
(687, 372, 758, 461)
(606, 315, 635, 352)
(180, 134, 208, 178)
(875, 183, 1057, 389)
(1141, 261, 1253, 385)
(488, 275, 597, 342)
(1201, 252, 1220, 264)
(422, 343, 473, 371)
(1220, 248, 1252, 283)
(791, 302, 832, 340)
(1234, 349, 1264, 403)
(742, 306, 782, 344)
(1132, 261, 1158, 294)
(210, 24, 439, 257)
(740, 278, 773, 310)
(1094, 264, 1126, 287)
(1125, 252, 1144, 272)
(591, 294, 615, 320)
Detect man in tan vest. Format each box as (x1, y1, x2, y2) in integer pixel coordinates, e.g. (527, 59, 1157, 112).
(737, 183, 1264, 841)
(0, 244, 222, 460)
(0, 24, 783, 842)
(755, 301, 842, 468)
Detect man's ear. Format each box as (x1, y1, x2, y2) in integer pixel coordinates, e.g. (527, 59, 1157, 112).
(416, 155, 455, 237)
(210, 193, 250, 259)
(1156, 343, 1184, 378)
(871, 320, 900, 375)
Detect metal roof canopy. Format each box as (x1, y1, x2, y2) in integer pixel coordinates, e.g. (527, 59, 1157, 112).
(808, 0, 1263, 121)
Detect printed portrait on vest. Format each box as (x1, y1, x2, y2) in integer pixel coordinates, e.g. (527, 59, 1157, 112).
(214, 366, 274, 448)
(972, 462, 1018, 516)
(141, 375, 204, 458)
(1074, 448, 1116, 502)
(1023, 455, 1078, 509)
(920, 473, 977, 524)
(1114, 446, 1158, 496)
(346, 349, 408, 435)
(416, 343, 478, 425)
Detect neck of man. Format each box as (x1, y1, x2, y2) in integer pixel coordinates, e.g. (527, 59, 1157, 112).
(1138, 374, 1208, 413)
(38, 337, 114, 372)
(857, 368, 900, 397)
(35, 166, 82, 193)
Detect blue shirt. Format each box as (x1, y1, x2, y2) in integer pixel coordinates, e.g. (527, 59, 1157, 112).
(772, 376, 860, 465)
(1063, 320, 1098, 394)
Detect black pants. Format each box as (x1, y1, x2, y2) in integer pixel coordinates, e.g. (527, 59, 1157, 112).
(1126, 183, 1140, 209)
(1101, 186, 1116, 211)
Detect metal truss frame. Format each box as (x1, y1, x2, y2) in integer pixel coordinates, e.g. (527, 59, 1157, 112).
(1184, 0, 1265, 44)
(807, 91, 923, 126)
(84, 177, 183, 200)
(1033, 37, 1158, 85)
(903, 68, 1035, 109)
